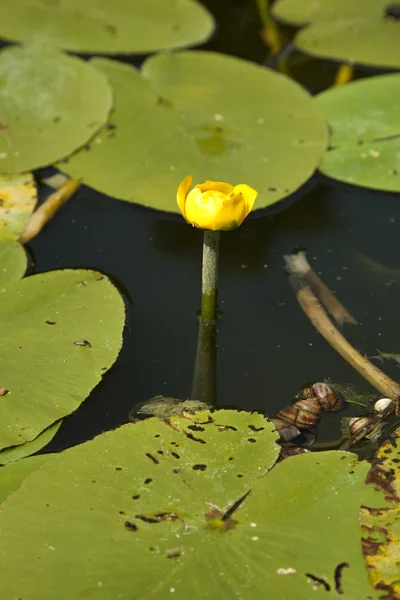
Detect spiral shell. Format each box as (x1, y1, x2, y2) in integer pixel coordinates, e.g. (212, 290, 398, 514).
(374, 398, 392, 413)
(298, 382, 345, 412)
(269, 418, 301, 442)
(349, 416, 370, 437)
(277, 405, 320, 429)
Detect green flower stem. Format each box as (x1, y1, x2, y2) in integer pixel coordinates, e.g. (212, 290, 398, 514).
(201, 230, 220, 322)
(191, 319, 217, 406)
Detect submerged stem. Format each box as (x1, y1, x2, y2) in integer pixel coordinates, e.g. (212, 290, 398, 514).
(201, 230, 220, 322)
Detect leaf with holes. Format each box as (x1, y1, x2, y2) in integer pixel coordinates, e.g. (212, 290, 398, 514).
(0, 173, 37, 240)
(0, 0, 214, 55)
(0, 45, 112, 174)
(360, 425, 400, 599)
(0, 269, 124, 451)
(0, 455, 51, 503)
(0, 409, 381, 599)
(0, 240, 26, 288)
(60, 51, 327, 213)
(316, 74, 400, 192)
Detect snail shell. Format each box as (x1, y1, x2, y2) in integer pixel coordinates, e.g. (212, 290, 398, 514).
(298, 382, 345, 412)
(374, 398, 392, 413)
(349, 416, 370, 437)
(277, 405, 320, 429)
(269, 418, 301, 442)
(294, 397, 322, 415)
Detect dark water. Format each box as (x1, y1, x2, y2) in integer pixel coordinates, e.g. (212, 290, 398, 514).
(32, 0, 400, 454)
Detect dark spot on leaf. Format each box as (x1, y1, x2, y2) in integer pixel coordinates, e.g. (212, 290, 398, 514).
(154, 434, 160, 438)
(193, 464, 207, 471)
(171, 452, 180, 459)
(268, 187, 277, 192)
(149, 546, 156, 552)
(135, 514, 161, 524)
(74, 340, 92, 347)
(357, 140, 364, 145)
(187, 425, 205, 432)
(228, 456, 234, 461)
(155, 512, 178, 521)
(104, 24, 117, 35)
(115, 467, 122, 471)
(132, 494, 140, 500)
(305, 573, 331, 591)
(157, 96, 173, 107)
(45, 320, 56, 325)
(144, 478, 152, 484)
(157, 450, 164, 455)
(391, 168, 398, 175)
(237, 474, 243, 478)
(119, 510, 126, 515)
(146, 453, 159, 465)
(172, 468, 179, 473)
(334, 562, 349, 594)
(348, 471, 355, 475)
(124, 521, 138, 532)
(386, 3, 400, 20)
(167, 550, 181, 559)
(184, 432, 206, 444)
(248, 425, 264, 432)
(53, 116, 61, 123)
(91, 480, 96, 484)
(218, 425, 237, 432)
(248, 438, 257, 443)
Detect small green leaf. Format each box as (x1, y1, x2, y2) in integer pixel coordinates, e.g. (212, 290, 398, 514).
(0, 0, 215, 54)
(0, 239, 26, 288)
(0, 173, 37, 240)
(0, 45, 113, 174)
(0, 420, 62, 465)
(0, 410, 380, 599)
(316, 74, 400, 192)
(0, 269, 124, 450)
(0, 454, 51, 503)
(272, 0, 389, 27)
(60, 51, 328, 213)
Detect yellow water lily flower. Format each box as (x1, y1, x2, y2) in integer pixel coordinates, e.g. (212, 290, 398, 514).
(177, 175, 258, 231)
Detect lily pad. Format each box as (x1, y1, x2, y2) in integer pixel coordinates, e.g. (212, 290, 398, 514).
(0, 239, 26, 288)
(296, 18, 400, 69)
(316, 74, 400, 192)
(272, 0, 390, 27)
(0, 409, 381, 599)
(0, 0, 215, 55)
(0, 45, 113, 174)
(361, 426, 400, 598)
(0, 420, 62, 465)
(0, 454, 51, 503)
(0, 269, 124, 450)
(60, 51, 328, 213)
(0, 173, 37, 240)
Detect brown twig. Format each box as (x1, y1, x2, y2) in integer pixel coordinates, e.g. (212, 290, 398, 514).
(20, 178, 80, 244)
(285, 251, 357, 326)
(285, 256, 400, 448)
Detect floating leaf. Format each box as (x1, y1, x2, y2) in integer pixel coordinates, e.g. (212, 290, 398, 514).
(272, 0, 390, 27)
(296, 19, 400, 69)
(0, 239, 26, 288)
(0, 0, 214, 55)
(0, 173, 37, 240)
(0, 45, 113, 174)
(0, 410, 380, 599)
(361, 426, 400, 598)
(60, 51, 328, 213)
(316, 74, 400, 192)
(0, 420, 62, 465)
(0, 269, 124, 450)
(0, 455, 51, 503)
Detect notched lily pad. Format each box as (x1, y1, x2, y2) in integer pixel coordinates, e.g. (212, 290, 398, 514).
(317, 74, 400, 192)
(0, 239, 26, 288)
(0, 269, 124, 450)
(0, 173, 37, 240)
(0, 454, 51, 503)
(60, 51, 327, 213)
(0, 409, 382, 599)
(0, 45, 113, 174)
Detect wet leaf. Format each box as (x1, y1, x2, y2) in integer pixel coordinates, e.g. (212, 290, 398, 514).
(60, 51, 328, 213)
(0, 410, 380, 599)
(361, 426, 400, 599)
(0, 239, 26, 288)
(0, 420, 62, 465)
(0, 269, 124, 450)
(272, 0, 390, 27)
(0, 173, 37, 240)
(316, 74, 400, 192)
(0, 0, 214, 55)
(0, 45, 112, 174)
(0, 455, 51, 503)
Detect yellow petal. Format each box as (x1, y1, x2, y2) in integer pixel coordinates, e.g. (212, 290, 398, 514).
(211, 192, 249, 230)
(185, 188, 227, 229)
(232, 184, 258, 213)
(195, 180, 234, 195)
(177, 175, 192, 217)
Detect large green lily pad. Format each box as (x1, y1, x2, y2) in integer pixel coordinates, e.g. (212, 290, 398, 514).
(60, 51, 328, 213)
(0, 0, 214, 55)
(272, 0, 390, 27)
(0, 269, 124, 450)
(296, 18, 400, 69)
(0, 173, 37, 240)
(0, 409, 380, 599)
(0, 454, 51, 503)
(0, 45, 112, 174)
(361, 426, 400, 598)
(0, 239, 26, 288)
(316, 74, 400, 192)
